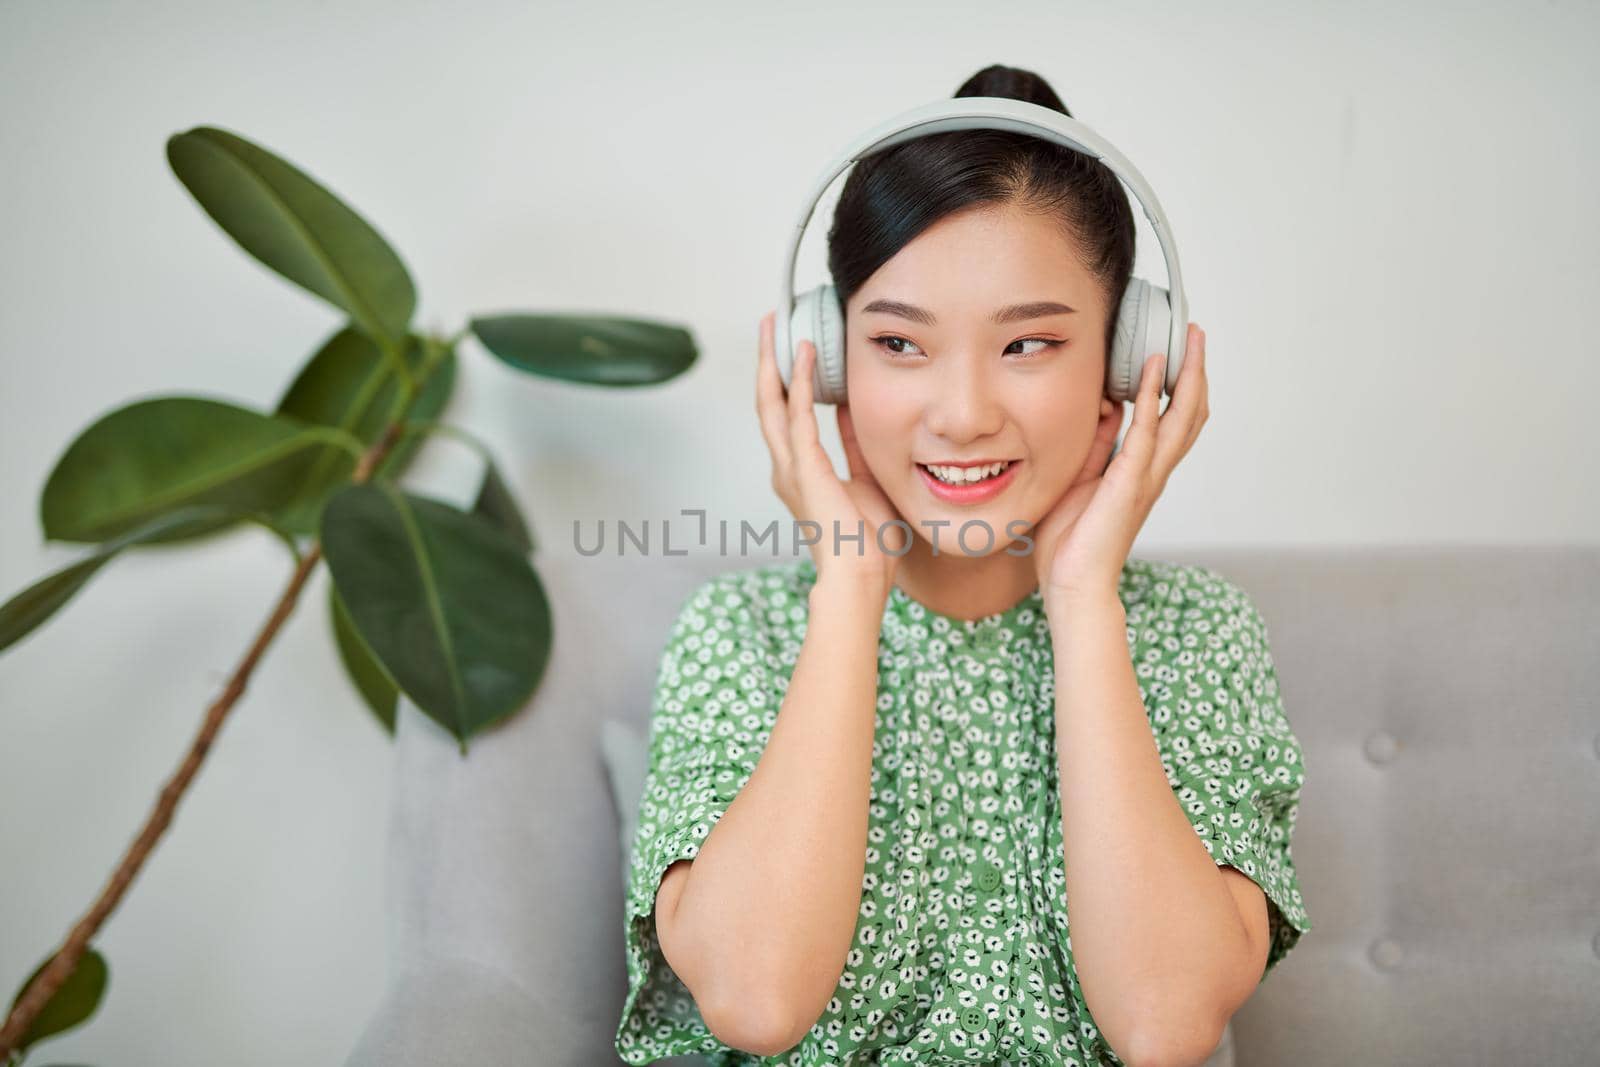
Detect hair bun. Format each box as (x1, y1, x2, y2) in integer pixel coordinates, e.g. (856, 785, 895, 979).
(954, 63, 1071, 117)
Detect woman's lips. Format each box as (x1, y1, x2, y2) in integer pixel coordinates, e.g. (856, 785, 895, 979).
(916, 460, 1021, 505)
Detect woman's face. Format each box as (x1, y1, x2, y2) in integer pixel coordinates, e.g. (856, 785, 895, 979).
(843, 199, 1116, 557)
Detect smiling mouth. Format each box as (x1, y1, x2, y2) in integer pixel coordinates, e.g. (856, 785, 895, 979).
(917, 460, 1017, 486)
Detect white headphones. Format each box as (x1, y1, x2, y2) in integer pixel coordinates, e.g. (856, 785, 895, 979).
(775, 96, 1187, 407)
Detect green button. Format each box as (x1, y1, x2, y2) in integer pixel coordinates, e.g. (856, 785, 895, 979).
(960, 1006, 988, 1032)
(975, 860, 1002, 892)
(972, 626, 1001, 650)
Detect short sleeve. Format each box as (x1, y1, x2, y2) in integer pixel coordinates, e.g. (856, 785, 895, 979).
(613, 572, 783, 1066)
(1142, 571, 1313, 983)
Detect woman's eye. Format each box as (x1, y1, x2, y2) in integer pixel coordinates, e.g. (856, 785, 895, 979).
(871, 335, 924, 358)
(1005, 337, 1061, 359)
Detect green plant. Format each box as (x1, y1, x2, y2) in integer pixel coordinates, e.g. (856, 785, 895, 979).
(0, 124, 697, 1061)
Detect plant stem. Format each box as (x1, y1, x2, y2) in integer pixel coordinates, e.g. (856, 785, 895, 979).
(372, 332, 452, 481)
(0, 420, 409, 1058)
(376, 334, 416, 396)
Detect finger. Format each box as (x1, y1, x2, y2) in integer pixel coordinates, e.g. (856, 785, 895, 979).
(756, 310, 793, 468)
(1122, 348, 1167, 466)
(1081, 397, 1121, 479)
(1155, 323, 1206, 467)
(786, 337, 827, 467)
(1175, 325, 1208, 453)
(837, 404, 872, 483)
(1183, 326, 1209, 452)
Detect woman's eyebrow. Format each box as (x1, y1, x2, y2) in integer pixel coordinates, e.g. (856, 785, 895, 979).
(859, 298, 1077, 325)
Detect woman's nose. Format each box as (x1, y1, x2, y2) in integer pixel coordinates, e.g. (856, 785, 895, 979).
(921, 352, 1005, 442)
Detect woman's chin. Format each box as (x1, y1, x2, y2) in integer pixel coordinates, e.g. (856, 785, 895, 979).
(889, 488, 1040, 558)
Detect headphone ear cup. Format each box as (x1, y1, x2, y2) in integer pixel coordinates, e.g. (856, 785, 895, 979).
(789, 282, 848, 405)
(1108, 277, 1174, 402)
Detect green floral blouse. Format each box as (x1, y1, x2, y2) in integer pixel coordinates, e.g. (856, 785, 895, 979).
(615, 555, 1311, 1066)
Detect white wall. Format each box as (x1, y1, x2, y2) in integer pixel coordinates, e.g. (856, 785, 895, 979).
(1, 0, 1594, 1062)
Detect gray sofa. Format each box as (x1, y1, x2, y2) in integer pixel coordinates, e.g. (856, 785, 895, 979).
(343, 545, 1600, 1065)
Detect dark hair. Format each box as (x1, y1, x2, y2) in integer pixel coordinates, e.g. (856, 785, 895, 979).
(825, 64, 1136, 362)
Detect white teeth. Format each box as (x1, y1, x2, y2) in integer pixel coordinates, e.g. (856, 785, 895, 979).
(924, 461, 1011, 485)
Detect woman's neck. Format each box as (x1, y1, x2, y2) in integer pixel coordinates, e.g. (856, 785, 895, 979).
(891, 535, 1040, 622)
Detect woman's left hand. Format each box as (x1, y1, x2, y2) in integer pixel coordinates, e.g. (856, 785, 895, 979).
(1031, 322, 1209, 614)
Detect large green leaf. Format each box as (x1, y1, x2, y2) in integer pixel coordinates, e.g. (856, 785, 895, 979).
(7, 947, 109, 1057)
(273, 326, 458, 535)
(0, 505, 282, 656)
(167, 126, 415, 350)
(469, 313, 696, 385)
(319, 483, 552, 748)
(329, 579, 398, 733)
(39, 396, 349, 544)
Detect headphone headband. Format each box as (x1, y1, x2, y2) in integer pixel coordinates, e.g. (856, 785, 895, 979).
(775, 96, 1187, 390)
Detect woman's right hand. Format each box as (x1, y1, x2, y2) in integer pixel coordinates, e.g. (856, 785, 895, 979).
(756, 309, 906, 597)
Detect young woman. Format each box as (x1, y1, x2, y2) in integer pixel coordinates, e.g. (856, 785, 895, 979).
(616, 64, 1311, 1067)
